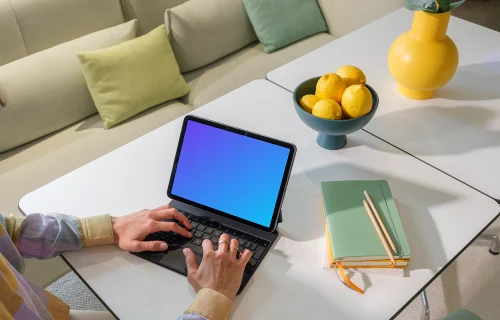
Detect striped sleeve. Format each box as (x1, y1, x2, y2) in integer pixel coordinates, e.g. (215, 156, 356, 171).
(2, 213, 114, 259)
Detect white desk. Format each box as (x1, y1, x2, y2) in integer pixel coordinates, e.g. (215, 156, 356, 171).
(267, 8, 500, 200)
(20, 81, 499, 320)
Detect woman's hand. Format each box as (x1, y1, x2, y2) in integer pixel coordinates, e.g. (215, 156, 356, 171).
(112, 205, 192, 252)
(183, 233, 252, 301)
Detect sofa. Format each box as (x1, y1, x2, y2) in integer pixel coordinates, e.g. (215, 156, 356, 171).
(0, 0, 405, 286)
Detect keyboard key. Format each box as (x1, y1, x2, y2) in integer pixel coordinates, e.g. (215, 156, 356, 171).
(223, 227, 232, 234)
(238, 245, 244, 253)
(184, 242, 203, 255)
(199, 217, 208, 224)
(210, 236, 219, 244)
(213, 244, 218, 251)
(231, 230, 240, 237)
(216, 224, 224, 231)
(197, 224, 207, 232)
(250, 243, 257, 250)
(193, 238, 203, 246)
(259, 240, 270, 248)
(202, 234, 211, 240)
(239, 233, 248, 240)
(253, 247, 265, 260)
(190, 222, 199, 229)
(192, 216, 200, 222)
(205, 227, 214, 235)
(244, 242, 251, 248)
(213, 230, 222, 237)
(207, 221, 216, 228)
(194, 230, 204, 238)
(249, 258, 257, 267)
(238, 239, 246, 247)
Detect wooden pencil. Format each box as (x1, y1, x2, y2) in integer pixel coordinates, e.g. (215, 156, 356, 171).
(364, 190, 397, 253)
(363, 200, 396, 266)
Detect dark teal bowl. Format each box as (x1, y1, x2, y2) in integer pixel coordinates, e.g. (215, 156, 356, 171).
(293, 77, 379, 150)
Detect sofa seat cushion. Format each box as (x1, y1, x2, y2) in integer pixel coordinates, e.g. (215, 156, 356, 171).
(0, 100, 193, 217)
(181, 32, 336, 108)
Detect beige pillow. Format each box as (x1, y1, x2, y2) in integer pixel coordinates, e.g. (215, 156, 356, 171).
(165, 0, 257, 73)
(0, 20, 137, 153)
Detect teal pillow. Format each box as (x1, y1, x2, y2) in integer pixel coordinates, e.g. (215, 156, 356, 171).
(243, 0, 327, 53)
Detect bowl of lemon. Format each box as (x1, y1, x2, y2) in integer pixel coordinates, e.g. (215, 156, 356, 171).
(293, 65, 379, 150)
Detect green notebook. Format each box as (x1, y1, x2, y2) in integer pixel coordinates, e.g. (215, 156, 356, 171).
(321, 180, 410, 261)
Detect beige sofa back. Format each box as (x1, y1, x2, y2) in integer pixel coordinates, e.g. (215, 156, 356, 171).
(0, 0, 189, 67)
(0, 0, 125, 66)
(122, 0, 188, 35)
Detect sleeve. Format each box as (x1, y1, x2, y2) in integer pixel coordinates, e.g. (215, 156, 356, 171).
(1, 213, 114, 259)
(178, 288, 234, 320)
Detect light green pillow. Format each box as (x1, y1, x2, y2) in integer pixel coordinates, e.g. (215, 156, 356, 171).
(77, 25, 189, 128)
(243, 0, 327, 53)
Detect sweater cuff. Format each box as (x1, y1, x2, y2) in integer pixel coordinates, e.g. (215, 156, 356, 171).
(80, 214, 114, 247)
(186, 288, 233, 320)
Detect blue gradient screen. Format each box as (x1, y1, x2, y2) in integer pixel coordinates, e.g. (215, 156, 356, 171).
(171, 120, 290, 228)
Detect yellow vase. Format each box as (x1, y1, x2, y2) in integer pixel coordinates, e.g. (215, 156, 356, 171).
(388, 11, 459, 100)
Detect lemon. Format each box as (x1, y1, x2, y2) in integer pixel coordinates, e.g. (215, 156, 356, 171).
(336, 65, 366, 87)
(341, 82, 373, 119)
(312, 99, 343, 120)
(315, 73, 347, 103)
(299, 94, 320, 113)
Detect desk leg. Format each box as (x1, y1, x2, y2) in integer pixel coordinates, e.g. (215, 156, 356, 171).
(478, 234, 500, 255)
(421, 290, 430, 320)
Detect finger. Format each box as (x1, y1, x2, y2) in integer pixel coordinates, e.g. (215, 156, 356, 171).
(202, 239, 214, 255)
(156, 222, 193, 238)
(150, 208, 192, 230)
(183, 248, 199, 274)
(218, 233, 230, 253)
(130, 240, 168, 252)
(152, 204, 172, 211)
(229, 238, 239, 261)
(239, 249, 252, 266)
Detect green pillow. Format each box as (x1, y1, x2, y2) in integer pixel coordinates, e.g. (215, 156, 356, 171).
(77, 25, 189, 128)
(243, 0, 327, 53)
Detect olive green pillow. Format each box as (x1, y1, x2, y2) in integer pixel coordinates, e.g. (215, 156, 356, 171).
(77, 25, 189, 128)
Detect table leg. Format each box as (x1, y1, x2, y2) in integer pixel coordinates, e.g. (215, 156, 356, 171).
(421, 290, 430, 320)
(478, 234, 500, 255)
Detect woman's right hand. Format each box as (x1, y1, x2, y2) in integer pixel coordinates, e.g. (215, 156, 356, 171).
(183, 233, 252, 300)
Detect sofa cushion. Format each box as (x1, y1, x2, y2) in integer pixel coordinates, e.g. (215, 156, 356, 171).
(318, 0, 405, 38)
(78, 25, 189, 128)
(0, 20, 137, 153)
(8, 0, 126, 54)
(0, 100, 193, 217)
(165, 0, 257, 73)
(122, 0, 188, 35)
(181, 32, 336, 108)
(243, 0, 327, 53)
(0, 0, 28, 66)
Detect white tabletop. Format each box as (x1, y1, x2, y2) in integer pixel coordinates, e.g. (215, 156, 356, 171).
(267, 8, 500, 200)
(20, 81, 499, 320)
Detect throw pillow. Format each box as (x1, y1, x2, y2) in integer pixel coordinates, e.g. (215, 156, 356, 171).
(77, 25, 190, 129)
(165, 0, 257, 73)
(243, 0, 327, 53)
(0, 20, 137, 153)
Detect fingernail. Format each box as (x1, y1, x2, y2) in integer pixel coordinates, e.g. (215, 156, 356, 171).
(183, 248, 188, 255)
(160, 243, 168, 250)
(188, 232, 193, 238)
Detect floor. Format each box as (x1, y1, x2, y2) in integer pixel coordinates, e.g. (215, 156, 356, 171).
(41, 1, 500, 319)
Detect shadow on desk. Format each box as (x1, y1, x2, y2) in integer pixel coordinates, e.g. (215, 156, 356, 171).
(435, 61, 500, 101)
(280, 162, 454, 273)
(366, 105, 500, 156)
